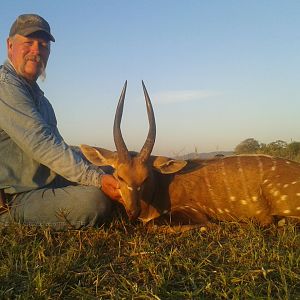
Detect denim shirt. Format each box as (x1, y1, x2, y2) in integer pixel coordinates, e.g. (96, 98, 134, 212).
(0, 60, 103, 194)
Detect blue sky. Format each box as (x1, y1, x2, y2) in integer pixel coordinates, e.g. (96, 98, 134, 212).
(1, 1, 299, 156)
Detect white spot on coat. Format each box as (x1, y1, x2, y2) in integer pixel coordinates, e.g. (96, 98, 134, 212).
(252, 196, 258, 202)
(240, 200, 247, 205)
(281, 195, 288, 201)
(283, 184, 289, 188)
(283, 210, 291, 214)
(230, 196, 236, 201)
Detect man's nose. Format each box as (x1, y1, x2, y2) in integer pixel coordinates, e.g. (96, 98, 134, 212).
(30, 41, 41, 53)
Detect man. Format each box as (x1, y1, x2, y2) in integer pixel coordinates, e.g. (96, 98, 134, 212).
(0, 14, 121, 230)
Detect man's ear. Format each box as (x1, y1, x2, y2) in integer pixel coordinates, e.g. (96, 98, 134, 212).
(80, 144, 118, 167)
(152, 156, 187, 174)
(7, 38, 13, 58)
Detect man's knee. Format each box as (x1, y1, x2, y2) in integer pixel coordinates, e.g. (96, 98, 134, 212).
(79, 187, 112, 226)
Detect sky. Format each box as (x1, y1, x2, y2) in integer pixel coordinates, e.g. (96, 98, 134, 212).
(1, 1, 300, 156)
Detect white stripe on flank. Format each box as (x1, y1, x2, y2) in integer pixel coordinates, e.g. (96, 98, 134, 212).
(255, 156, 264, 181)
(221, 159, 233, 202)
(203, 167, 216, 201)
(271, 158, 277, 171)
(237, 156, 250, 201)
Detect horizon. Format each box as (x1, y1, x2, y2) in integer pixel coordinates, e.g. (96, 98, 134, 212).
(1, 1, 299, 156)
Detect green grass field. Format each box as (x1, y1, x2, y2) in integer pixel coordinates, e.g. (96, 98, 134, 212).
(0, 217, 299, 299)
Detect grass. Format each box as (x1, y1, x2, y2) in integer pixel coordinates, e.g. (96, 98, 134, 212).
(0, 218, 299, 299)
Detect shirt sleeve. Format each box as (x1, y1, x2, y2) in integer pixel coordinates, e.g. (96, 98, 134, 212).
(0, 76, 104, 188)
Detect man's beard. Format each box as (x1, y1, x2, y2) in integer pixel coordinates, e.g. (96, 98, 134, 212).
(20, 54, 47, 81)
(39, 60, 47, 81)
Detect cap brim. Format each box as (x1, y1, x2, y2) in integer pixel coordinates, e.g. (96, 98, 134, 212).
(19, 27, 55, 42)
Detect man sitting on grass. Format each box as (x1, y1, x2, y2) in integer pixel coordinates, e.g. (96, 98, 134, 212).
(0, 14, 121, 230)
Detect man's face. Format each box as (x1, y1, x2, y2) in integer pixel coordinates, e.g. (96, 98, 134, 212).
(7, 33, 50, 81)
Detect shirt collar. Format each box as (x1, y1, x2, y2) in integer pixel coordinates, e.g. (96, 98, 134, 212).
(4, 59, 17, 74)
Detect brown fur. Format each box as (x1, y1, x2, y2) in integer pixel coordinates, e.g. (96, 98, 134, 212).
(81, 145, 300, 229)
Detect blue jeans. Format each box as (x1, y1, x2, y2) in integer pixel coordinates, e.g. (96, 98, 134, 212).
(0, 176, 112, 230)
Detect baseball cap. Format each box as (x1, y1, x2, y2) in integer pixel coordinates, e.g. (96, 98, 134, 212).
(9, 14, 55, 42)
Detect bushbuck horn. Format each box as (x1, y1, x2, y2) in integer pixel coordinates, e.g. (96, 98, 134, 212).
(113, 81, 130, 162)
(138, 81, 156, 162)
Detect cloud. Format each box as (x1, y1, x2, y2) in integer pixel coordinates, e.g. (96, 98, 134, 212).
(153, 90, 222, 104)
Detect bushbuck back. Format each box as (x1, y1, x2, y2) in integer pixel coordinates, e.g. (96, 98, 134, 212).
(81, 82, 300, 230)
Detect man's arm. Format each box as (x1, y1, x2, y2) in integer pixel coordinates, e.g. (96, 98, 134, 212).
(0, 77, 102, 187)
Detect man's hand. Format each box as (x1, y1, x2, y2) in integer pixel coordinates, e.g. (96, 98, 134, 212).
(100, 174, 122, 201)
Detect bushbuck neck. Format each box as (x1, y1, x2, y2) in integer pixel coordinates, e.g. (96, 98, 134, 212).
(81, 82, 300, 229)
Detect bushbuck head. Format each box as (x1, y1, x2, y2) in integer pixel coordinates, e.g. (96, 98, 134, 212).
(81, 81, 186, 220)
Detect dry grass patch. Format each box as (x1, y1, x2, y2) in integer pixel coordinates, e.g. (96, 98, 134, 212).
(0, 219, 299, 299)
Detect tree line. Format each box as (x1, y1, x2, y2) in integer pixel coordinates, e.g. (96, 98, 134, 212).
(234, 138, 300, 162)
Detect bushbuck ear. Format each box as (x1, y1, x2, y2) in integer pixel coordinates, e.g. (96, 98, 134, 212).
(152, 156, 187, 174)
(80, 144, 117, 167)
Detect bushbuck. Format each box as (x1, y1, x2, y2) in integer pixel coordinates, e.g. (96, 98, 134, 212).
(81, 81, 300, 231)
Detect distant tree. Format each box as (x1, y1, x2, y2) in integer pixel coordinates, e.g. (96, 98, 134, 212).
(287, 142, 300, 159)
(257, 142, 267, 154)
(234, 138, 300, 162)
(294, 153, 300, 163)
(234, 138, 260, 154)
(264, 140, 288, 157)
(268, 140, 287, 150)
